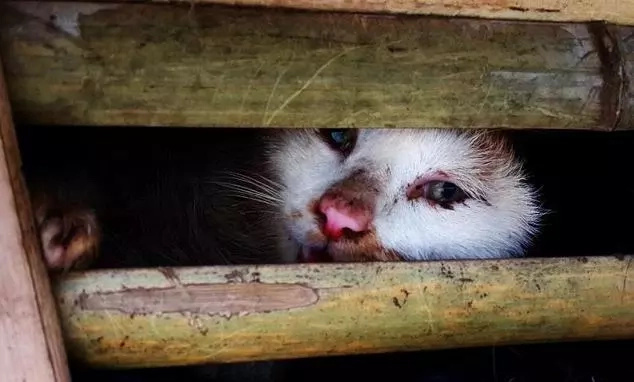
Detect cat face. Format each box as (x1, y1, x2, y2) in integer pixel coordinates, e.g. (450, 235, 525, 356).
(265, 128, 542, 263)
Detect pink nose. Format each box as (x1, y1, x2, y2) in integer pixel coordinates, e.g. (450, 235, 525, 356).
(318, 194, 372, 240)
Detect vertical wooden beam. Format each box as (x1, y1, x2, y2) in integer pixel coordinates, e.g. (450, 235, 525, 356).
(0, 55, 70, 381)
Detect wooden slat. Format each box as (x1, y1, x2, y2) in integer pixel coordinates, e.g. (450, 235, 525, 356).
(0, 56, 71, 381)
(1, 2, 633, 129)
(168, 0, 634, 25)
(56, 256, 634, 368)
(223, 1, 634, 25)
(20, 0, 634, 25)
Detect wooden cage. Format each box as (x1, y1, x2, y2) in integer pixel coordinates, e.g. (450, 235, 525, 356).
(2, 1, 634, 381)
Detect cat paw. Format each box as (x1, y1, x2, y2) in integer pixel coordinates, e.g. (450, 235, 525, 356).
(35, 204, 100, 271)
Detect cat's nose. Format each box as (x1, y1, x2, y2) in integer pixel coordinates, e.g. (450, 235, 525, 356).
(318, 192, 373, 240)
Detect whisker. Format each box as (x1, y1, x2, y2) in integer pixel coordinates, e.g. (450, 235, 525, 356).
(222, 173, 280, 197)
(213, 182, 283, 203)
(216, 170, 284, 191)
(249, 172, 284, 189)
(206, 170, 287, 209)
(212, 187, 282, 207)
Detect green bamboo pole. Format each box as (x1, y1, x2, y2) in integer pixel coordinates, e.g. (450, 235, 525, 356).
(1, 2, 632, 129)
(55, 256, 634, 368)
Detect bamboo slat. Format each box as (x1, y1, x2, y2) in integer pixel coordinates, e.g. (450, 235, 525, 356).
(1, 2, 633, 129)
(0, 55, 71, 382)
(55, 256, 634, 368)
(18, 0, 634, 25)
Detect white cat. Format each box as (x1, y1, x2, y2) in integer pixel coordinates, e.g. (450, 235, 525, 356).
(267, 129, 542, 263)
(26, 128, 542, 270)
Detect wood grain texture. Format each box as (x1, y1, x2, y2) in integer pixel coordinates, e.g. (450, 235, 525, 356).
(212, 1, 634, 25)
(0, 56, 70, 381)
(1, 2, 633, 129)
(19, 0, 634, 25)
(55, 256, 634, 368)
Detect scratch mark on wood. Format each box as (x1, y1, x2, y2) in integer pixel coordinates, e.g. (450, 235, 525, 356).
(262, 64, 289, 125)
(622, 257, 632, 303)
(265, 46, 359, 126)
(418, 284, 436, 334)
(508, 6, 560, 13)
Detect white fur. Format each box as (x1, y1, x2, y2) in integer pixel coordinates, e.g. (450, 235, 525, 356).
(267, 129, 542, 262)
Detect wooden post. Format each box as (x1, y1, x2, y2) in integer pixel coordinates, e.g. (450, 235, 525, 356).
(55, 256, 634, 368)
(0, 55, 71, 382)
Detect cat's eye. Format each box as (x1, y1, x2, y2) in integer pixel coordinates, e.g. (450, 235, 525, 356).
(406, 179, 468, 209)
(319, 129, 358, 156)
(425, 181, 467, 205)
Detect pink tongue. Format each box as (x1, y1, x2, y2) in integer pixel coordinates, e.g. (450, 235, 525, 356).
(322, 207, 366, 239)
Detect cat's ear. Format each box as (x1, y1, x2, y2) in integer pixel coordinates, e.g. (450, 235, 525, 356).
(467, 129, 512, 158)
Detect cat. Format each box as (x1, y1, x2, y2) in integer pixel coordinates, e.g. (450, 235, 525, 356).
(17, 127, 542, 271)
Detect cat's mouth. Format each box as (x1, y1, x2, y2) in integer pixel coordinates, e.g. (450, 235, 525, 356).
(292, 220, 392, 263)
(295, 231, 402, 263)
